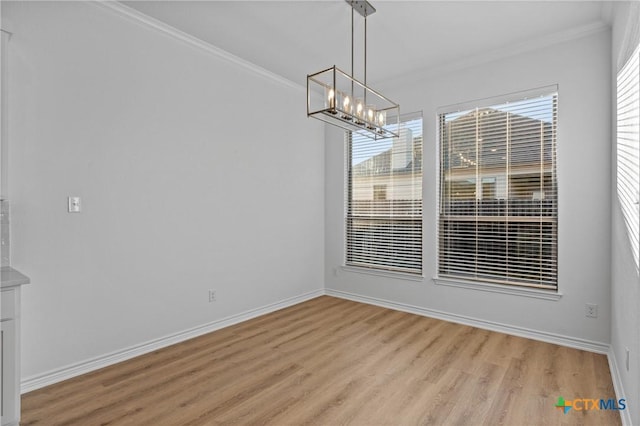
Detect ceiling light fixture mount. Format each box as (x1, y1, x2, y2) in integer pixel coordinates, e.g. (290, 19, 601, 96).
(306, 0, 400, 140)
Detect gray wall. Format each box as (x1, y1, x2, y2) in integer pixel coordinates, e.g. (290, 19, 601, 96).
(611, 2, 640, 424)
(326, 31, 612, 345)
(4, 1, 325, 380)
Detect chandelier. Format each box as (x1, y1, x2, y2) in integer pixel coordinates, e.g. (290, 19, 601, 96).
(306, 0, 400, 140)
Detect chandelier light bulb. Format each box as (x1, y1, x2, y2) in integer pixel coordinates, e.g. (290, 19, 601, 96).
(366, 105, 375, 129)
(342, 95, 352, 119)
(355, 98, 365, 124)
(326, 87, 336, 111)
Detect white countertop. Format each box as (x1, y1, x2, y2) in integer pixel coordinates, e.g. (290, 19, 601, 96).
(1, 266, 30, 289)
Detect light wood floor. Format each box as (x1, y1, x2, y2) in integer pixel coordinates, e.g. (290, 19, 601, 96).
(22, 296, 620, 425)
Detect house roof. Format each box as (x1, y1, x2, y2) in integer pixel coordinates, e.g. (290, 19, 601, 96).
(353, 137, 423, 177)
(443, 107, 554, 169)
(353, 107, 552, 178)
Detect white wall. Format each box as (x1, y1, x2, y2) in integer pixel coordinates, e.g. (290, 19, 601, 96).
(4, 1, 325, 381)
(611, 2, 640, 424)
(326, 31, 612, 345)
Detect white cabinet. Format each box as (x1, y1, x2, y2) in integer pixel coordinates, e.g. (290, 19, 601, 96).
(1, 269, 28, 426)
(1, 315, 17, 425)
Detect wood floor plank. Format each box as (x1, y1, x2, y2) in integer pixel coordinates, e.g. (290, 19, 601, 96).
(22, 296, 621, 426)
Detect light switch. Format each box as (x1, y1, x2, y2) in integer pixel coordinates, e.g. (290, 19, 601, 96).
(68, 196, 81, 213)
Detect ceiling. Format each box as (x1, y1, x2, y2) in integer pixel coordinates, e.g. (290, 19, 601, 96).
(121, 1, 608, 86)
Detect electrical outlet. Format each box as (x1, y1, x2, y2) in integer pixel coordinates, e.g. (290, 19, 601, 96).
(68, 196, 81, 213)
(626, 347, 630, 371)
(208, 290, 216, 302)
(585, 303, 598, 318)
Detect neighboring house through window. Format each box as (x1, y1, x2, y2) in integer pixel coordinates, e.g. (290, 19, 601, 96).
(438, 88, 558, 289)
(346, 113, 423, 275)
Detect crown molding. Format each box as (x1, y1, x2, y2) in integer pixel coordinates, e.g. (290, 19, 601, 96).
(378, 20, 610, 89)
(91, 1, 304, 92)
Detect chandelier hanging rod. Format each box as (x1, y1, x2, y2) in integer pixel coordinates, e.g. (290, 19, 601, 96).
(347, 1, 374, 88)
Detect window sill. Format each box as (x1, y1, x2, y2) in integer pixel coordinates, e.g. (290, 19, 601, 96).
(432, 276, 562, 301)
(341, 265, 424, 282)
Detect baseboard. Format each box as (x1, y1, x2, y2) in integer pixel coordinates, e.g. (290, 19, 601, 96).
(21, 288, 324, 394)
(325, 288, 610, 354)
(608, 347, 633, 426)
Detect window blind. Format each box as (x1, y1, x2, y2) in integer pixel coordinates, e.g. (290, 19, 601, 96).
(438, 90, 558, 289)
(617, 44, 640, 270)
(346, 113, 423, 274)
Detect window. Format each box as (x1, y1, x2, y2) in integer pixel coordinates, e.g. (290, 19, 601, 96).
(617, 44, 640, 270)
(346, 113, 423, 275)
(438, 88, 558, 289)
(373, 185, 387, 201)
